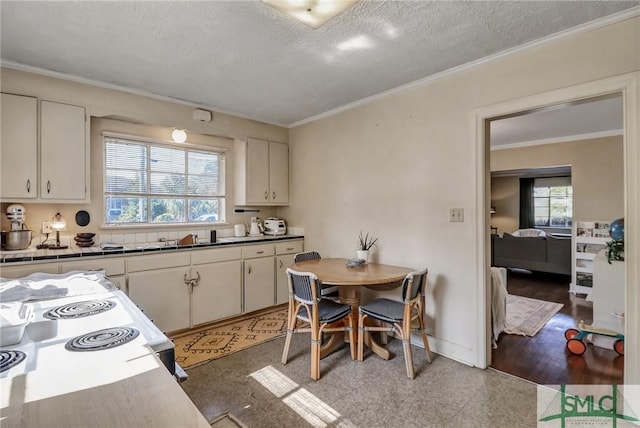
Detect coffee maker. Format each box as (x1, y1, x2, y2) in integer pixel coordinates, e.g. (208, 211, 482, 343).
(249, 217, 264, 236)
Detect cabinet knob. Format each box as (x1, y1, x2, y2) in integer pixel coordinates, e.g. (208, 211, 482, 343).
(26, 179, 31, 193)
(247, 264, 252, 274)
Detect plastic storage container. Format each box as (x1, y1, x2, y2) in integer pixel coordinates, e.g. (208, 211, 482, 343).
(0, 302, 32, 346)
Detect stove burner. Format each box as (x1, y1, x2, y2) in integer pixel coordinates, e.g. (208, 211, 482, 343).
(65, 327, 140, 352)
(0, 350, 26, 373)
(43, 300, 116, 320)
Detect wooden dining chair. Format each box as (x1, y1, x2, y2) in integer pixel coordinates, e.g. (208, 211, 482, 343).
(357, 268, 432, 379)
(281, 268, 356, 380)
(293, 251, 339, 300)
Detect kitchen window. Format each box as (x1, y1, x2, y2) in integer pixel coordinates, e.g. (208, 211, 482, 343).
(103, 136, 225, 225)
(533, 177, 572, 228)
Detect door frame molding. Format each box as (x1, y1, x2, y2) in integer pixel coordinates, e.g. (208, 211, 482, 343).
(473, 72, 639, 384)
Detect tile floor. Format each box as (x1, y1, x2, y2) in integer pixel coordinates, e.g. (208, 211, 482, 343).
(181, 336, 538, 427)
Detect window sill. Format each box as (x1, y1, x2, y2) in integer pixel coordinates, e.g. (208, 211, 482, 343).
(100, 222, 230, 231)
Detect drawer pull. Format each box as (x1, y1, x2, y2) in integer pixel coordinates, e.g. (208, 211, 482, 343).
(264, 191, 268, 200)
(256, 250, 264, 254)
(47, 180, 51, 194)
(272, 191, 276, 200)
(286, 247, 294, 251)
(26, 179, 31, 193)
(279, 260, 283, 268)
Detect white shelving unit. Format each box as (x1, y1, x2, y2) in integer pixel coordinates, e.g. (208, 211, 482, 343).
(571, 221, 610, 295)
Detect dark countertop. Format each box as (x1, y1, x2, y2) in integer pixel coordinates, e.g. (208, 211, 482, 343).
(0, 234, 304, 265)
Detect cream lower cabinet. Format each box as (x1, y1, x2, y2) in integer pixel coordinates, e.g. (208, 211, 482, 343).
(243, 244, 276, 313)
(59, 257, 126, 290)
(0, 262, 59, 278)
(191, 247, 242, 326)
(127, 253, 191, 333)
(275, 240, 304, 304)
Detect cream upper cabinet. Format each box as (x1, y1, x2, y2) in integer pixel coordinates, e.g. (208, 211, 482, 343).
(40, 100, 88, 201)
(269, 141, 289, 204)
(234, 137, 289, 206)
(1, 93, 38, 199)
(0, 95, 89, 203)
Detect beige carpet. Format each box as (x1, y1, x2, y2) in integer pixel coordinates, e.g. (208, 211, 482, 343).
(504, 294, 563, 337)
(172, 307, 289, 369)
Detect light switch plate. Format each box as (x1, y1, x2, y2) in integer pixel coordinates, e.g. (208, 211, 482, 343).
(450, 208, 464, 222)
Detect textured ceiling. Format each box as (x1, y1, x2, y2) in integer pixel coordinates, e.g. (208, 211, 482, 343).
(1, 1, 638, 127)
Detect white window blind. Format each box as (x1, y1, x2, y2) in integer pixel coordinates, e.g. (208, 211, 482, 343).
(104, 136, 225, 225)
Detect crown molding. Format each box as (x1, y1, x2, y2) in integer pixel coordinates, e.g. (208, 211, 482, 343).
(491, 129, 623, 151)
(289, 6, 640, 128)
(0, 60, 289, 128)
(1, 6, 637, 130)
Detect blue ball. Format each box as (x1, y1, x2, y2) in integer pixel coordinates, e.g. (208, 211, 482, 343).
(610, 218, 624, 241)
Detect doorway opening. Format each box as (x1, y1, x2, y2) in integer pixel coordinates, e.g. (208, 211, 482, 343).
(485, 93, 625, 385)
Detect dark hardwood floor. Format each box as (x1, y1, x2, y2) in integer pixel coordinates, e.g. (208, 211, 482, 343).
(491, 269, 624, 385)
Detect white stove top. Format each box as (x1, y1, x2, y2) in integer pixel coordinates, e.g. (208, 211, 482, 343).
(0, 272, 174, 406)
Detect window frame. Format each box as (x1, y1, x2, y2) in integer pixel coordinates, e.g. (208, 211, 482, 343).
(102, 133, 226, 227)
(533, 177, 573, 229)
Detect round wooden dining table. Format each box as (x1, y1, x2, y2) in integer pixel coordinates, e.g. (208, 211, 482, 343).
(290, 258, 414, 360)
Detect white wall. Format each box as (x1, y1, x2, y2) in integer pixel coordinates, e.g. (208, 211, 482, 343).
(281, 17, 640, 367)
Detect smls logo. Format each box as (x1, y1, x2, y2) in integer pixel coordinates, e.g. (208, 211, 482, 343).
(538, 384, 639, 427)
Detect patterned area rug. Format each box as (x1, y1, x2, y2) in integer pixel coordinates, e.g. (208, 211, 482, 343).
(172, 307, 289, 369)
(504, 295, 563, 337)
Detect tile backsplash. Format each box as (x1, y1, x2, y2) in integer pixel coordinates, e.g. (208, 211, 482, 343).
(36, 227, 236, 248)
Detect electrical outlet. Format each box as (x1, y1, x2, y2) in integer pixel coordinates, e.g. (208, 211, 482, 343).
(42, 221, 53, 234)
(450, 208, 464, 222)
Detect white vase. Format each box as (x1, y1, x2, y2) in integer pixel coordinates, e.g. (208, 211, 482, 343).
(356, 250, 369, 262)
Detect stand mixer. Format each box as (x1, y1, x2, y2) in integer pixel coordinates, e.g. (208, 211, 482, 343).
(1, 204, 33, 250)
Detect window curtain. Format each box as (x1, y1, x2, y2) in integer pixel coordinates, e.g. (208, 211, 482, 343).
(519, 177, 535, 229)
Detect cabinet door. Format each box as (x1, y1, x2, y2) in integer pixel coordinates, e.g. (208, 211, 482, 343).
(275, 254, 295, 305)
(269, 141, 289, 204)
(40, 100, 87, 200)
(60, 258, 126, 277)
(1, 93, 38, 199)
(108, 275, 127, 292)
(244, 257, 275, 313)
(246, 137, 270, 204)
(192, 260, 242, 325)
(128, 267, 190, 333)
(0, 263, 59, 278)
